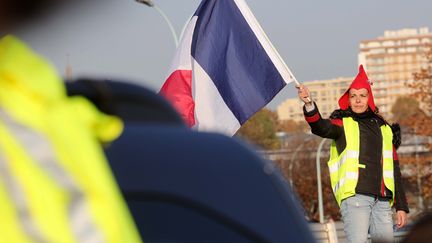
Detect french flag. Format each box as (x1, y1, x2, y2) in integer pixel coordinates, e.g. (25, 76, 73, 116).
(160, 0, 295, 136)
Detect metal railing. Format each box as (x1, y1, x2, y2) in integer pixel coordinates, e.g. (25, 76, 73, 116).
(309, 221, 408, 243)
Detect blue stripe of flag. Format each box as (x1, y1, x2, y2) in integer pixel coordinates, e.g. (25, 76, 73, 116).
(191, 0, 286, 124)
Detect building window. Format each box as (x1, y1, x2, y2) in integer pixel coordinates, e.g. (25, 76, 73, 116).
(371, 48, 385, 54)
(367, 42, 381, 48)
(383, 40, 395, 47)
(407, 47, 417, 52)
(406, 38, 420, 45)
(421, 38, 431, 44)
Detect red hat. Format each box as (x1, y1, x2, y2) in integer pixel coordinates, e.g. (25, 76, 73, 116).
(338, 65, 376, 112)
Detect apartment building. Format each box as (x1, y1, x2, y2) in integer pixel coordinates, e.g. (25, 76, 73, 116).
(278, 27, 431, 122)
(277, 77, 353, 122)
(358, 27, 432, 116)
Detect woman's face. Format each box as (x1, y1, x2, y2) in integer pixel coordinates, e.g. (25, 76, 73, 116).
(349, 88, 369, 113)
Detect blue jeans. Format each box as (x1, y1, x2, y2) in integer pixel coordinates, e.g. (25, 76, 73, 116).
(340, 194, 393, 243)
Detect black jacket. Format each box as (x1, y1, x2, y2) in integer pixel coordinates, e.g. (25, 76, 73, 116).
(304, 103, 409, 213)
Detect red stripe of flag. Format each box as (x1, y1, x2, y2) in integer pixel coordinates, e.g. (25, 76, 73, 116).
(160, 70, 195, 127)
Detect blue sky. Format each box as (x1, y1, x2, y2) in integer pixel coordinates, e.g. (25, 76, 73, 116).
(12, 0, 432, 109)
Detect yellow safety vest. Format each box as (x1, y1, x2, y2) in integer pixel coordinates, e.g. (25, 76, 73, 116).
(327, 117, 395, 207)
(0, 36, 142, 242)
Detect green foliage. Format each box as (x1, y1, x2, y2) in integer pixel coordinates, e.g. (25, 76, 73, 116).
(235, 108, 280, 150)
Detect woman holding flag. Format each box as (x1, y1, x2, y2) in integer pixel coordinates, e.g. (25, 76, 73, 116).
(297, 65, 409, 243)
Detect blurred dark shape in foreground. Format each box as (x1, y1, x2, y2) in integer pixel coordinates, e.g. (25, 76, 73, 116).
(0, 0, 71, 33)
(0, 0, 317, 239)
(66, 79, 185, 126)
(67, 79, 316, 242)
(402, 212, 432, 243)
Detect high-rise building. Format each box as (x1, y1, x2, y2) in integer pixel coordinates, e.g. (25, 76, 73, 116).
(277, 27, 431, 122)
(277, 77, 353, 122)
(358, 27, 432, 117)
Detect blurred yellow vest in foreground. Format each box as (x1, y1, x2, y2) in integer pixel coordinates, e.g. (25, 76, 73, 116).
(0, 35, 141, 243)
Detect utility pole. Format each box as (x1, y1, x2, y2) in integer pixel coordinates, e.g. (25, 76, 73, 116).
(316, 138, 327, 223)
(135, 0, 179, 47)
(414, 128, 424, 211)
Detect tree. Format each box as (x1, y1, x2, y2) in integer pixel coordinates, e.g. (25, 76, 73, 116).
(277, 119, 308, 134)
(291, 141, 341, 221)
(399, 44, 432, 211)
(408, 44, 432, 115)
(235, 108, 280, 150)
(391, 96, 421, 122)
(271, 136, 341, 221)
(404, 43, 432, 147)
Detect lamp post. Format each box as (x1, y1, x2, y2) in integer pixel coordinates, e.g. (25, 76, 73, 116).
(414, 128, 424, 211)
(316, 138, 327, 224)
(135, 0, 179, 47)
(289, 137, 326, 223)
(288, 143, 306, 187)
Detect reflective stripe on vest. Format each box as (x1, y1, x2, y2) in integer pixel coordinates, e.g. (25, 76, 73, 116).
(0, 109, 104, 243)
(327, 117, 395, 206)
(0, 148, 46, 242)
(0, 36, 141, 243)
(328, 150, 359, 174)
(381, 124, 395, 205)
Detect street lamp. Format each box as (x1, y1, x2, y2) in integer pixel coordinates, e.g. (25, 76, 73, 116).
(136, 0, 153, 6)
(288, 136, 327, 223)
(135, 0, 179, 47)
(316, 138, 327, 224)
(288, 144, 303, 186)
(414, 128, 424, 211)
(288, 136, 313, 187)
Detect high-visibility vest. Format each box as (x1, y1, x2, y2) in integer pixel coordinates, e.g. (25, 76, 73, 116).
(327, 117, 395, 206)
(0, 36, 142, 242)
